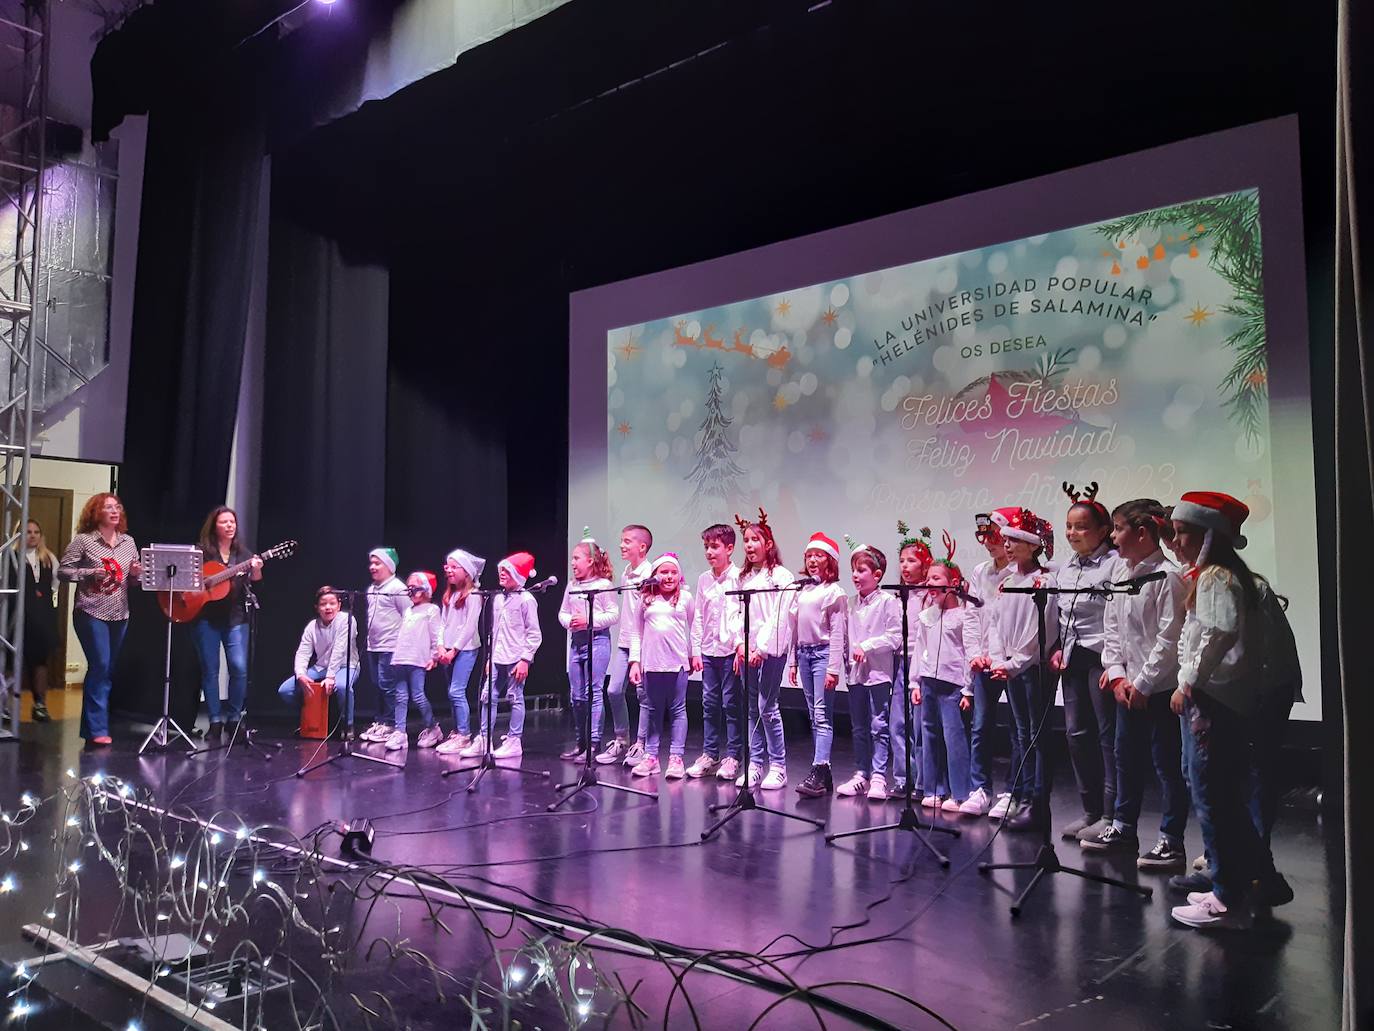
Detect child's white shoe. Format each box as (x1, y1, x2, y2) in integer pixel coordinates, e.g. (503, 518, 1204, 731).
(836, 772, 868, 797)
(868, 773, 888, 801)
(491, 736, 523, 759)
(459, 734, 487, 758)
(760, 767, 787, 791)
(384, 729, 408, 751)
(436, 732, 470, 755)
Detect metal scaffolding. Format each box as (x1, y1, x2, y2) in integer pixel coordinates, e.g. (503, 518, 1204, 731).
(0, 0, 47, 740)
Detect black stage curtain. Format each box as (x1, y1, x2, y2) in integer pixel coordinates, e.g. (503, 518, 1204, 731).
(253, 215, 390, 719)
(110, 89, 267, 726)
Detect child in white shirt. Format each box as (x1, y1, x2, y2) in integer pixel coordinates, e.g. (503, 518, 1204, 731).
(462, 551, 543, 760)
(789, 532, 847, 798)
(836, 542, 901, 801)
(385, 571, 442, 751)
(628, 553, 695, 779)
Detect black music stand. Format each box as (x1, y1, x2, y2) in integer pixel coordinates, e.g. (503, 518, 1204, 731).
(701, 578, 825, 840)
(138, 545, 202, 755)
(978, 578, 1153, 916)
(549, 583, 656, 810)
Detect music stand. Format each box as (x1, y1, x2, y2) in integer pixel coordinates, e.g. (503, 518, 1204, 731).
(138, 545, 202, 755)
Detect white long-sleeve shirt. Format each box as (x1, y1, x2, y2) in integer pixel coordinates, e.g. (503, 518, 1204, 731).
(613, 559, 653, 650)
(438, 592, 482, 653)
(740, 564, 796, 658)
(628, 590, 696, 672)
(1101, 550, 1185, 696)
(492, 590, 542, 666)
(691, 565, 742, 658)
(969, 557, 1012, 658)
(1179, 565, 1249, 712)
(558, 577, 619, 655)
(293, 613, 360, 679)
(846, 588, 901, 686)
(366, 577, 410, 651)
(1055, 543, 1117, 662)
(910, 602, 979, 694)
(988, 567, 1061, 677)
(788, 581, 847, 678)
(391, 603, 441, 668)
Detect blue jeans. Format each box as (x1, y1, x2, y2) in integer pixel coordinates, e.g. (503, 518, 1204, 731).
(192, 620, 248, 723)
(747, 654, 788, 767)
(1006, 666, 1050, 804)
(1114, 690, 1188, 843)
(72, 610, 127, 740)
(568, 632, 610, 747)
(700, 653, 741, 761)
(795, 644, 836, 765)
(920, 677, 971, 801)
(847, 680, 892, 778)
(1062, 646, 1116, 821)
(447, 648, 479, 735)
(367, 650, 398, 727)
(278, 665, 359, 724)
(394, 664, 436, 728)
(1186, 694, 1278, 908)
(644, 669, 688, 758)
(479, 662, 525, 740)
(969, 669, 1014, 795)
(892, 656, 937, 792)
(605, 645, 631, 740)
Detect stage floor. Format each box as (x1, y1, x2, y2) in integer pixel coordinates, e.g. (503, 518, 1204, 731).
(0, 707, 1342, 1029)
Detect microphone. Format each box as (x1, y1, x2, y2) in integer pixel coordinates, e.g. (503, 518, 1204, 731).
(957, 584, 985, 608)
(793, 575, 819, 586)
(524, 575, 559, 594)
(1116, 570, 1168, 592)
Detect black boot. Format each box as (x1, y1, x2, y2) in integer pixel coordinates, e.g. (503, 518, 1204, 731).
(206, 722, 224, 744)
(561, 702, 587, 760)
(796, 763, 831, 798)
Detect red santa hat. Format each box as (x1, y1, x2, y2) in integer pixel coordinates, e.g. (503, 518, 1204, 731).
(1172, 491, 1249, 549)
(498, 551, 537, 587)
(802, 532, 840, 563)
(992, 506, 1055, 560)
(408, 570, 438, 596)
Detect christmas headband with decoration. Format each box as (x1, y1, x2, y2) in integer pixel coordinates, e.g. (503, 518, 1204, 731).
(896, 519, 933, 562)
(933, 529, 963, 583)
(992, 507, 1055, 560)
(734, 506, 773, 539)
(1062, 480, 1110, 524)
(844, 533, 884, 567)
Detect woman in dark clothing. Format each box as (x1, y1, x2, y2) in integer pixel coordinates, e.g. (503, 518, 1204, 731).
(23, 519, 59, 722)
(192, 506, 262, 742)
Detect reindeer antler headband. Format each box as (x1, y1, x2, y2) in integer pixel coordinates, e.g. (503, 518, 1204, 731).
(734, 506, 773, 538)
(1062, 480, 1110, 523)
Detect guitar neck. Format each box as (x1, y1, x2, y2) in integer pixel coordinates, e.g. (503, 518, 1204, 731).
(204, 555, 266, 589)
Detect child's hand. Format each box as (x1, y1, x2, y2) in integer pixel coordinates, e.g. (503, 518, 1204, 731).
(437, 648, 453, 666)
(789, 666, 799, 686)
(690, 656, 703, 674)
(425, 659, 435, 671)
(1050, 649, 1065, 672)
(824, 673, 838, 691)
(1170, 686, 1187, 715)
(323, 677, 336, 694)
(749, 649, 764, 668)
(851, 647, 866, 664)
(512, 660, 529, 683)
(959, 694, 972, 712)
(1110, 677, 1130, 705)
(910, 685, 921, 705)
(989, 664, 1008, 681)
(970, 655, 989, 672)
(1126, 685, 1148, 711)
(629, 661, 642, 687)
(1099, 669, 1111, 690)
(570, 615, 588, 631)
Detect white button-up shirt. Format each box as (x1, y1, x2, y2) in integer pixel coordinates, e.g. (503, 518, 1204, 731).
(614, 559, 653, 650)
(365, 577, 410, 652)
(846, 588, 901, 686)
(628, 590, 696, 672)
(968, 556, 1012, 658)
(1179, 566, 1248, 710)
(789, 581, 847, 678)
(439, 593, 482, 653)
(988, 567, 1061, 677)
(1055, 543, 1118, 662)
(692, 565, 741, 658)
(492, 590, 542, 666)
(1101, 550, 1185, 696)
(558, 576, 620, 657)
(740, 564, 796, 658)
(910, 601, 979, 693)
(391, 602, 441, 668)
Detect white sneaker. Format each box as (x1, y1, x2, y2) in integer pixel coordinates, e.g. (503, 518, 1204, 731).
(734, 767, 763, 789)
(716, 757, 740, 781)
(632, 756, 661, 777)
(360, 722, 386, 742)
(941, 797, 964, 813)
(622, 741, 645, 767)
(1171, 891, 1252, 930)
(416, 725, 444, 749)
(920, 794, 940, 809)
(988, 793, 1014, 820)
(685, 754, 719, 779)
(595, 740, 625, 765)
(384, 729, 408, 751)
(836, 772, 868, 797)
(459, 734, 487, 758)
(665, 755, 687, 779)
(491, 736, 523, 759)
(868, 773, 888, 801)
(760, 768, 787, 790)
(435, 732, 470, 755)
(960, 787, 992, 815)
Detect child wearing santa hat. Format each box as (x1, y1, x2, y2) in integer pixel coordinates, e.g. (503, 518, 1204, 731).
(383, 572, 443, 750)
(627, 553, 696, 779)
(360, 547, 412, 744)
(435, 548, 486, 755)
(1167, 491, 1291, 931)
(789, 532, 847, 798)
(462, 551, 543, 759)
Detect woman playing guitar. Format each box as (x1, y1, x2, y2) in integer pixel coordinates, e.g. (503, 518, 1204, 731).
(192, 506, 263, 743)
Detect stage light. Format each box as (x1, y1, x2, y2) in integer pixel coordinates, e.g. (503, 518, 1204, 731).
(10, 999, 33, 1019)
(64, 816, 79, 828)
(17, 841, 26, 852)
(209, 832, 223, 846)
(90, 772, 104, 785)
(41, 911, 55, 921)
(235, 827, 249, 841)
(19, 793, 34, 808)
(0, 874, 16, 893)
(67, 860, 81, 873)
(252, 869, 265, 884)
(170, 855, 185, 870)
(119, 784, 133, 799)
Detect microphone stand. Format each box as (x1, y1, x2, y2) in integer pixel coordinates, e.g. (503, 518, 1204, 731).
(701, 580, 825, 841)
(978, 579, 1154, 916)
(188, 576, 280, 760)
(825, 580, 964, 865)
(442, 585, 551, 793)
(298, 589, 404, 776)
(549, 583, 657, 810)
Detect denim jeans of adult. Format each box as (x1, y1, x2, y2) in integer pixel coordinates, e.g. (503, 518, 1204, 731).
(479, 662, 525, 739)
(1006, 666, 1050, 804)
(1114, 689, 1188, 843)
(1186, 694, 1277, 908)
(700, 653, 741, 761)
(73, 610, 127, 740)
(969, 669, 1012, 795)
(367, 650, 398, 727)
(605, 645, 631, 740)
(1062, 646, 1116, 821)
(278, 665, 359, 725)
(847, 680, 892, 778)
(795, 644, 835, 765)
(192, 619, 249, 723)
(747, 655, 788, 767)
(447, 648, 479, 735)
(568, 631, 610, 747)
(643, 669, 688, 758)
(920, 677, 971, 800)
(394, 664, 435, 728)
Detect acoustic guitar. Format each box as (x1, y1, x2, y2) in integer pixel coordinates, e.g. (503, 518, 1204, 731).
(157, 540, 297, 623)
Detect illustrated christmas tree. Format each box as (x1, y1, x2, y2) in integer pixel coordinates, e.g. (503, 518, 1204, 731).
(683, 362, 747, 525)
